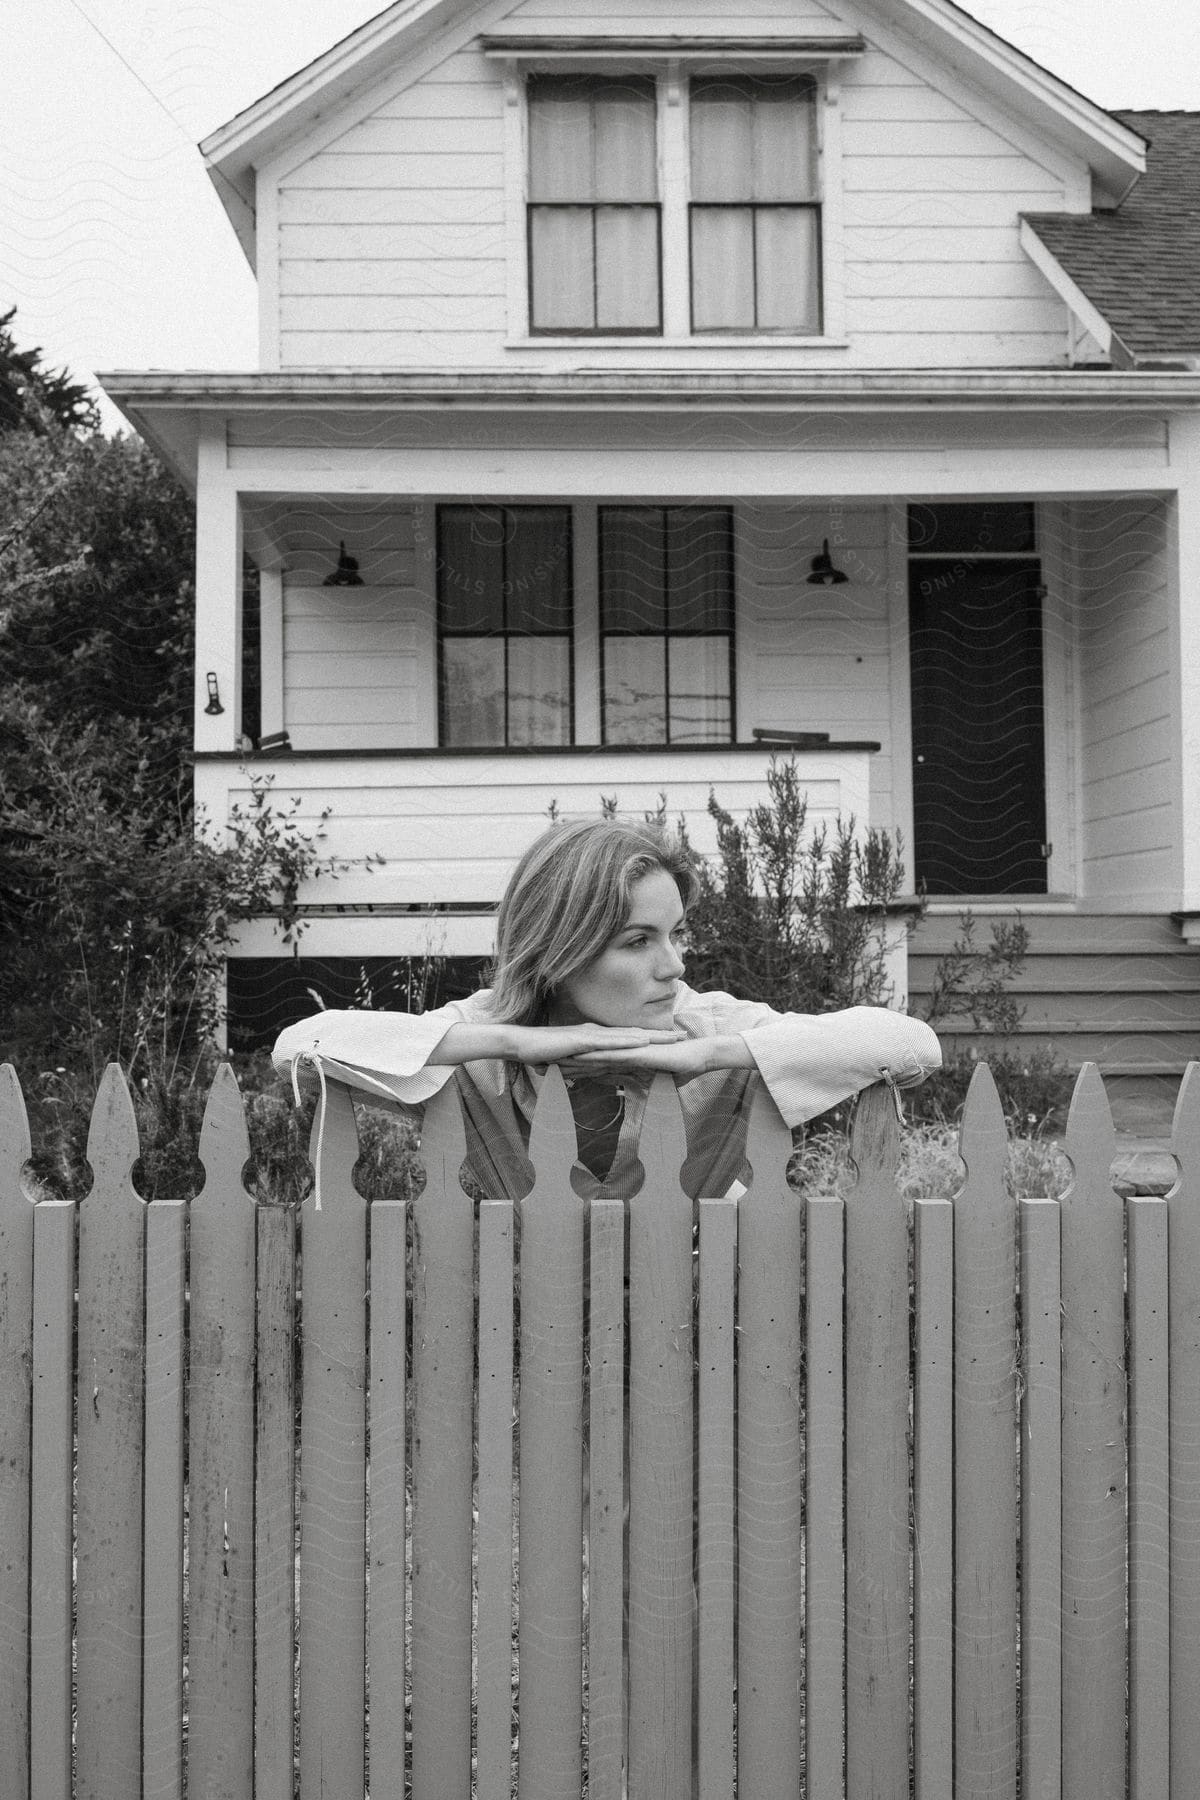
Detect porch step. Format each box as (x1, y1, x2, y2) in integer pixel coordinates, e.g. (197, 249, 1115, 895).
(907, 910, 1200, 1075)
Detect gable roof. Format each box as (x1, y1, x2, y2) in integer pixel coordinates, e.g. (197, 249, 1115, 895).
(1023, 113, 1200, 365)
(200, 0, 1147, 266)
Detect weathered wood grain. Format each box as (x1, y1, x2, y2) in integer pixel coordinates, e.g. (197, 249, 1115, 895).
(1169, 1062, 1200, 1794)
(75, 1065, 147, 1800)
(954, 1064, 1017, 1799)
(844, 1082, 909, 1800)
(696, 1195, 736, 1800)
(142, 1197, 186, 1800)
(913, 1197, 953, 1800)
(0, 1065, 32, 1800)
(517, 1067, 585, 1800)
(254, 1199, 297, 1800)
(410, 1080, 474, 1799)
(627, 1075, 693, 1800)
(736, 1083, 803, 1795)
(476, 1197, 515, 1800)
(1019, 1199, 1062, 1800)
(804, 1193, 845, 1800)
(367, 1196, 408, 1800)
(298, 1078, 367, 1798)
(30, 1197, 73, 1800)
(1059, 1065, 1126, 1800)
(189, 1064, 257, 1798)
(1126, 1196, 1169, 1800)
(587, 1194, 626, 1800)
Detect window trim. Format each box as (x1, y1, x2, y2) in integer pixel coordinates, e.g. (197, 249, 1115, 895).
(500, 56, 848, 349)
(436, 504, 576, 749)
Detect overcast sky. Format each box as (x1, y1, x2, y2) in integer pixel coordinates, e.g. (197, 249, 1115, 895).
(2, 0, 1197, 423)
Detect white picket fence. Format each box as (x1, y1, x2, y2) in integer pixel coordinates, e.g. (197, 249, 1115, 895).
(0, 1057, 1198, 1799)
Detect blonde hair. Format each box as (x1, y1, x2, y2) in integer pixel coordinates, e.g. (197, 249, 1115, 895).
(487, 818, 699, 1024)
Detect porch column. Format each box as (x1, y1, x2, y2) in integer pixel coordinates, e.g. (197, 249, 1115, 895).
(1172, 414, 1200, 909)
(194, 419, 243, 753)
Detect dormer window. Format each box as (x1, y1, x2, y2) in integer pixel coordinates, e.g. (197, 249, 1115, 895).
(689, 75, 820, 332)
(527, 75, 661, 334)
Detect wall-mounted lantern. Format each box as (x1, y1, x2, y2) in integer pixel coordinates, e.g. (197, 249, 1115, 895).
(806, 539, 849, 586)
(323, 541, 364, 587)
(204, 671, 224, 715)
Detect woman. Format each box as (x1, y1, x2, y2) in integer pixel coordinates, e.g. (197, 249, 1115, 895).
(273, 817, 941, 1198)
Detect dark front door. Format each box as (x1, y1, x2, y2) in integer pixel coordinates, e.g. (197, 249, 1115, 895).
(908, 558, 1048, 895)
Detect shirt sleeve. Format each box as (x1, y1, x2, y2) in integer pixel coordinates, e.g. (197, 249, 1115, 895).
(692, 990, 942, 1128)
(271, 993, 495, 1108)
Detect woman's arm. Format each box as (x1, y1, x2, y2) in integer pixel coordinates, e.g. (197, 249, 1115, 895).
(427, 1020, 686, 1065)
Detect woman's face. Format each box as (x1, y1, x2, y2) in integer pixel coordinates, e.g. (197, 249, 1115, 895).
(552, 868, 688, 1029)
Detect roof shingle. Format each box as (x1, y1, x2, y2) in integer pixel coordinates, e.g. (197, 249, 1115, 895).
(1023, 111, 1200, 363)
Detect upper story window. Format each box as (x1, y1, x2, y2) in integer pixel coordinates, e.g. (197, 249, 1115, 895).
(689, 75, 820, 333)
(527, 75, 661, 335)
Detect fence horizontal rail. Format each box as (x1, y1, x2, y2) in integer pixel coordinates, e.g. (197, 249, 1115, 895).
(0, 1057, 1198, 1799)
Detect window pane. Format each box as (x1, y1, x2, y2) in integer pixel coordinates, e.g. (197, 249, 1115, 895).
(595, 207, 660, 329)
(691, 208, 754, 330)
(907, 502, 1037, 554)
(755, 207, 820, 331)
(604, 636, 666, 743)
(438, 507, 504, 632)
(668, 510, 733, 631)
(505, 508, 572, 633)
(530, 208, 594, 330)
(690, 77, 752, 201)
(528, 76, 596, 201)
(601, 509, 666, 634)
(667, 637, 731, 743)
(507, 637, 571, 746)
(752, 77, 815, 200)
(594, 77, 658, 201)
(442, 638, 505, 745)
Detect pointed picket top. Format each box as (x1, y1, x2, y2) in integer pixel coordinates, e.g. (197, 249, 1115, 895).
(1169, 1059, 1200, 1197)
(196, 1062, 255, 1213)
(635, 1072, 689, 1195)
(1061, 1062, 1117, 1205)
(957, 1061, 1007, 1200)
(420, 1074, 471, 1200)
(846, 1079, 902, 1204)
(83, 1063, 145, 1210)
(0, 1064, 32, 1201)
(527, 1063, 582, 1191)
(743, 1076, 794, 1195)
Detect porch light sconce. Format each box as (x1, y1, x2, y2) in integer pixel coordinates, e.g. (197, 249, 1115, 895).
(806, 539, 849, 586)
(204, 671, 224, 715)
(324, 541, 364, 587)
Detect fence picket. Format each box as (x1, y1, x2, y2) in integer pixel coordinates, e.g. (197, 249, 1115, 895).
(696, 1194, 736, 1800)
(75, 1065, 147, 1800)
(587, 1193, 626, 1800)
(476, 1197, 516, 1800)
(142, 1197, 186, 1800)
(0, 1065, 33, 1799)
(367, 1196, 408, 1800)
(410, 1080, 474, 1800)
(30, 1196, 73, 1800)
(189, 1064, 257, 1798)
(255, 1198, 297, 1800)
(913, 1197, 953, 1800)
(955, 1065, 1018, 1799)
(736, 1083, 803, 1796)
(1170, 1062, 1200, 1794)
(804, 1192, 845, 1800)
(845, 1082, 909, 1800)
(518, 1067, 585, 1800)
(298, 1078, 367, 1798)
(1126, 1196, 1169, 1800)
(1060, 1065, 1127, 1800)
(1019, 1198, 1062, 1800)
(627, 1075, 693, 1800)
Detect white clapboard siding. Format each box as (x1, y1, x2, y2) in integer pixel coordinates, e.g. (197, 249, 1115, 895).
(283, 585, 433, 750)
(263, 3, 1078, 371)
(1073, 497, 1173, 903)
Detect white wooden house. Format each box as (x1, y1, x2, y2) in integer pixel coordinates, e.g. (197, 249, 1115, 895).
(101, 0, 1200, 1074)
